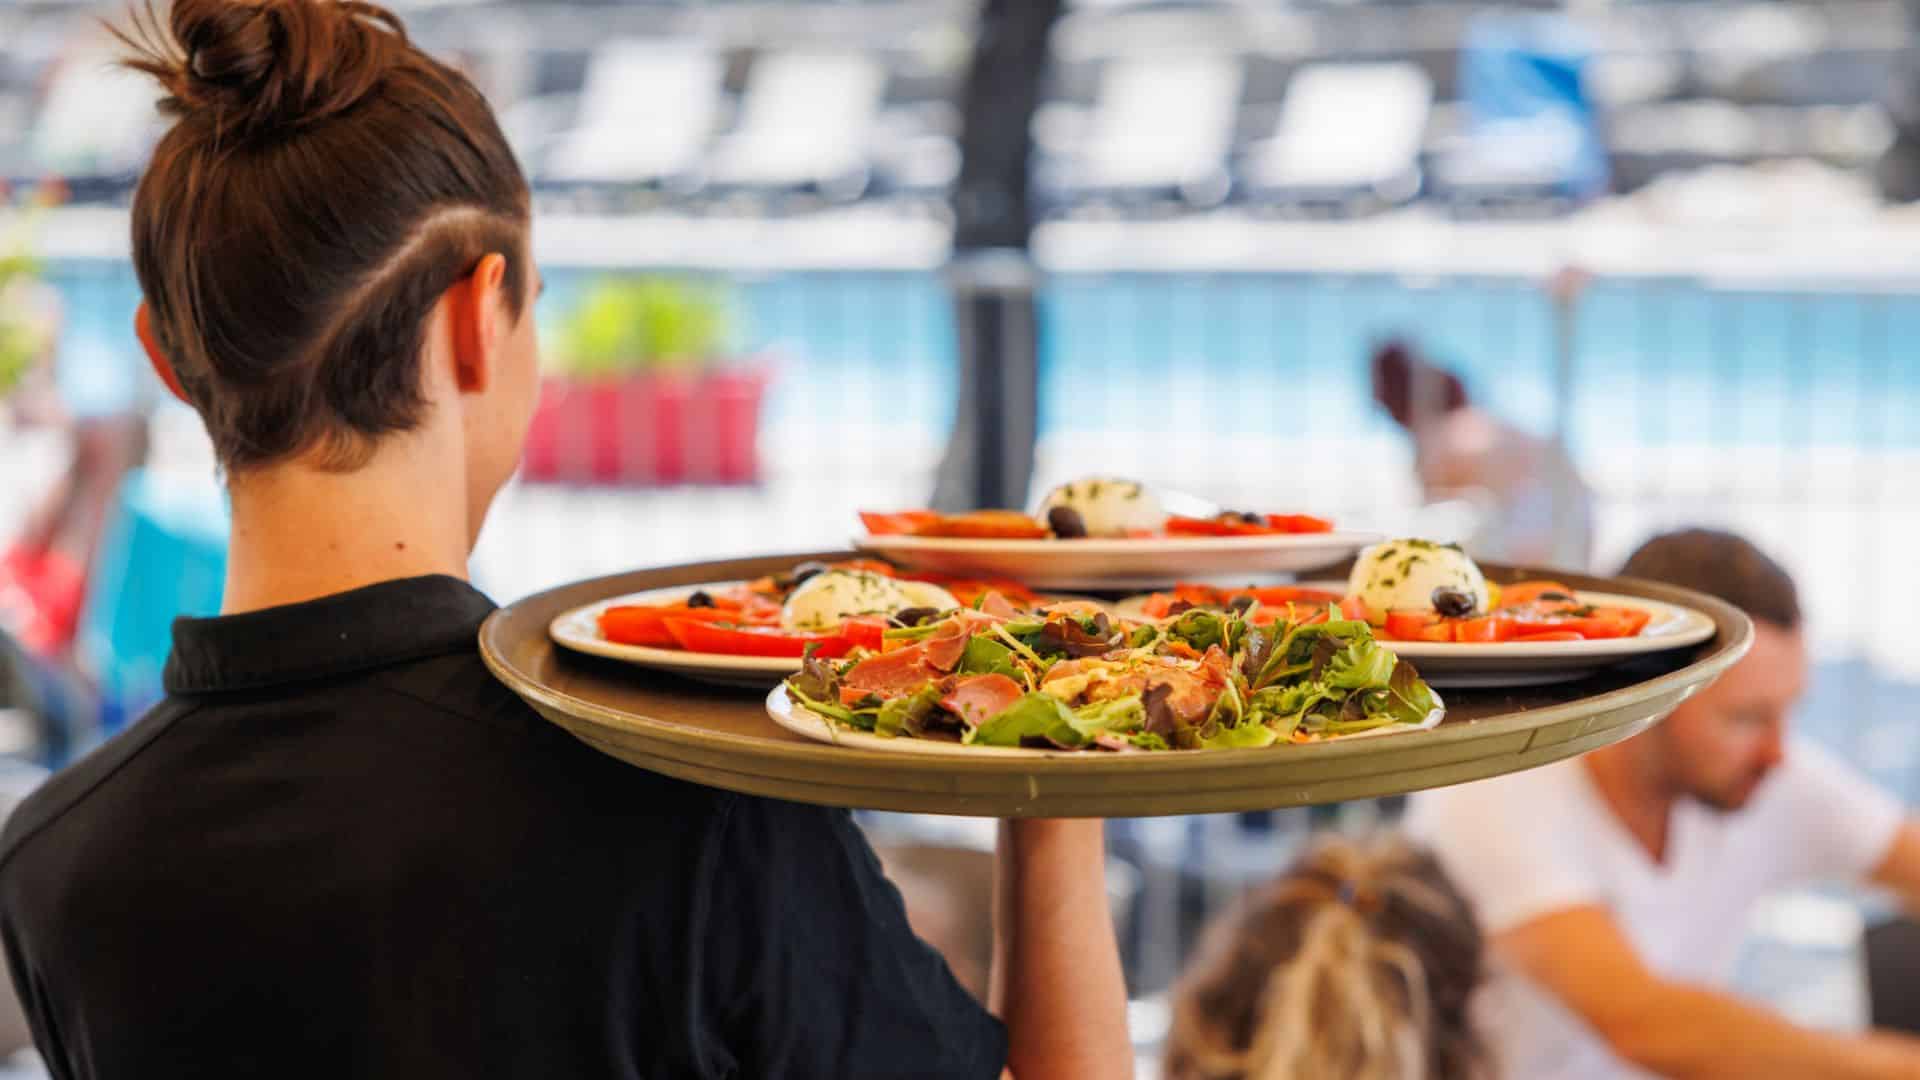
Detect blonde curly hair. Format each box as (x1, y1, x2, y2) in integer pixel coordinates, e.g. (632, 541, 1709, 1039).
(1164, 836, 1489, 1080)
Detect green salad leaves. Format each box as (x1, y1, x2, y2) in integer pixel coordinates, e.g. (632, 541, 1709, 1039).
(786, 601, 1441, 752)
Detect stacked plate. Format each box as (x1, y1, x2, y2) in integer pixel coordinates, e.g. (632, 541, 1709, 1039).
(551, 532, 1719, 697)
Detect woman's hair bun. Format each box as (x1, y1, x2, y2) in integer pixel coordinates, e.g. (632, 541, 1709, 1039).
(126, 0, 407, 137)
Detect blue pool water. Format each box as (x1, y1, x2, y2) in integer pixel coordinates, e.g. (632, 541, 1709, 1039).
(39, 260, 1920, 457)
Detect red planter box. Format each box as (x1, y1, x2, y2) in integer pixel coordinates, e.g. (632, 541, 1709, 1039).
(519, 367, 770, 486)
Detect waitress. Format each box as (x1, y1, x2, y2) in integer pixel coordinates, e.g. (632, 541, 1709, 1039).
(0, 1, 1130, 1076)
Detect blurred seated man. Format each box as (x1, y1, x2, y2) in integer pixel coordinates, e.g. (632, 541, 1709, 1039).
(1409, 529, 1920, 1079)
(1372, 338, 1592, 571)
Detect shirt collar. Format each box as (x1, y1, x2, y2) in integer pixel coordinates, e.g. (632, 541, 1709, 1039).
(163, 574, 497, 695)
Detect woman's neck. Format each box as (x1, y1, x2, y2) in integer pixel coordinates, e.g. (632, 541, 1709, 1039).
(220, 448, 473, 615)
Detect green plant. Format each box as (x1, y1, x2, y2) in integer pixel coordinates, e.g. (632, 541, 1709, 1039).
(0, 181, 62, 400)
(555, 276, 734, 377)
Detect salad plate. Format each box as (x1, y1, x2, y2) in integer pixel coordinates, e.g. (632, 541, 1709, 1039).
(1359, 590, 1715, 687)
(550, 569, 1099, 688)
(1111, 587, 1715, 688)
(765, 686, 1444, 755)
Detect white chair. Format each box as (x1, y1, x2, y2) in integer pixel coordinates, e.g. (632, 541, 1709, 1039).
(705, 51, 887, 197)
(1075, 54, 1244, 201)
(1244, 61, 1433, 204)
(544, 40, 723, 186)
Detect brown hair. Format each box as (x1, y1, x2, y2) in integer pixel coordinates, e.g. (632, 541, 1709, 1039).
(117, 0, 530, 470)
(1372, 340, 1470, 430)
(1165, 837, 1489, 1080)
(1620, 528, 1801, 631)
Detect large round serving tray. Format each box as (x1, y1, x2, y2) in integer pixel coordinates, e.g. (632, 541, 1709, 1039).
(479, 553, 1753, 817)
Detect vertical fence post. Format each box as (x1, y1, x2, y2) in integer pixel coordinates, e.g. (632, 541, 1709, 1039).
(930, 0, 1062, 512)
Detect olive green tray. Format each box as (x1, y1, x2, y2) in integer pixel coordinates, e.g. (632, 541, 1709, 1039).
(479, 552, 1752, 817)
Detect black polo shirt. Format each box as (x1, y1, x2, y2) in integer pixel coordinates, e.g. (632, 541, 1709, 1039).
(0, 575, 1004, 1079)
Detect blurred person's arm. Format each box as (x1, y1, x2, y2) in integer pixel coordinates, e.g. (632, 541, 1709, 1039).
(992, 819, 1133, 1080)
(1501, 906, 1920, 1080)
(1869, 821, 1920, 911)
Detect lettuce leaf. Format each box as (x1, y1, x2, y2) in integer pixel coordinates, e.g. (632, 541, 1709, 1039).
(958, 635, 1021, 680)
(1323, 638, 1397, 691)
(874, 686, 943, 738)
(1381, 659, 1440, 726)
(968, 693, 1089, 749)
(1198, 722, 1279, 749)
(1071, 694, 1146, 737)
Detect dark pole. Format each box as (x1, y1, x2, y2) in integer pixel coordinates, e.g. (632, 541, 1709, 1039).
(929, 0, 1062, 512)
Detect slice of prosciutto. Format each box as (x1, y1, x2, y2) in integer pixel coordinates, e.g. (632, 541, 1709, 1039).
(939, 674, 1025, 728)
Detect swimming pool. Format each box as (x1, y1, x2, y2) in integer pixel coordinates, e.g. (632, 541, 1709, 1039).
(45, 261, 1920, 460)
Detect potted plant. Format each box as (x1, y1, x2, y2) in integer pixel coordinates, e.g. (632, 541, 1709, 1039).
(0, 181, 64, 417)
(520, 275, 771, 486)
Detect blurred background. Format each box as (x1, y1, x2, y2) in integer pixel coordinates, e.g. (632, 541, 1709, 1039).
(3, 0, 1920, 1072)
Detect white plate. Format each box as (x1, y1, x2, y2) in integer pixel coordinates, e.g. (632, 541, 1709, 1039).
(854, 531, 1383, 590)
(549, 582, 1111, 689)
(549, 583, 799, 689)
(1112, 587, 1718, 688)
(764, 684, 1444, 754)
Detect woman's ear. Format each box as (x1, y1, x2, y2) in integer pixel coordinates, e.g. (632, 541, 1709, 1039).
(135, 303, 190, 405)
(449, 254, 509, 394)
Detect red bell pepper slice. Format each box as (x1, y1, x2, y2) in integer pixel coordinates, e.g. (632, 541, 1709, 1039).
(662, 619, 854, 658)
(859, 510, 941, 536)
(1264, 513, 1334, 534)
(599, 605, 734, 648)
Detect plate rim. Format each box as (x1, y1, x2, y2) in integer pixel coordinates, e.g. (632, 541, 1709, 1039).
(856, 530, 1384, 555)
(764, 683, 1445, 755)
(1111, 587, 1717, 661)
(549, 581, 803, 675)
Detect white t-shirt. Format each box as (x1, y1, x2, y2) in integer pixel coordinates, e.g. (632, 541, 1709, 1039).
(1405, 740, 1905, 1080)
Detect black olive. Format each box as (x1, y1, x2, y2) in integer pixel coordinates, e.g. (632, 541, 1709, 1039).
(790, 561, 831, 586)
(686, 590, 716, 609)
(1227, 594, 1256, 614)
(1431, 587, 1476, 618)
(1047, 506, 1089, 538)
(1537, 591, 1575, 603)
(891, 606, 939, 628)
(1237, 511, 1264, 525)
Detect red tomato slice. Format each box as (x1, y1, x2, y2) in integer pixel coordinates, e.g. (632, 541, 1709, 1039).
(1560, 608, 1648, 640)
(912, 510, 1050, 540)
(1338, 595, 1369, 622)
(1612, 606, 1653, 636)
(662, 619, 853, 658)
(1498, 581, 1579, 607)
(1384, 611, 1453, 642)
(599, 605, 733, 648)
(1290, 604, 1334, 626)
(1245, 585, 1343, 606)
(1452, 616, 1516, 643)
(839, 616, 889, 654)
(1265, 513, 1334, 534)
(860, 510, 941, 536)
(1512, 630, 1584, 643)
